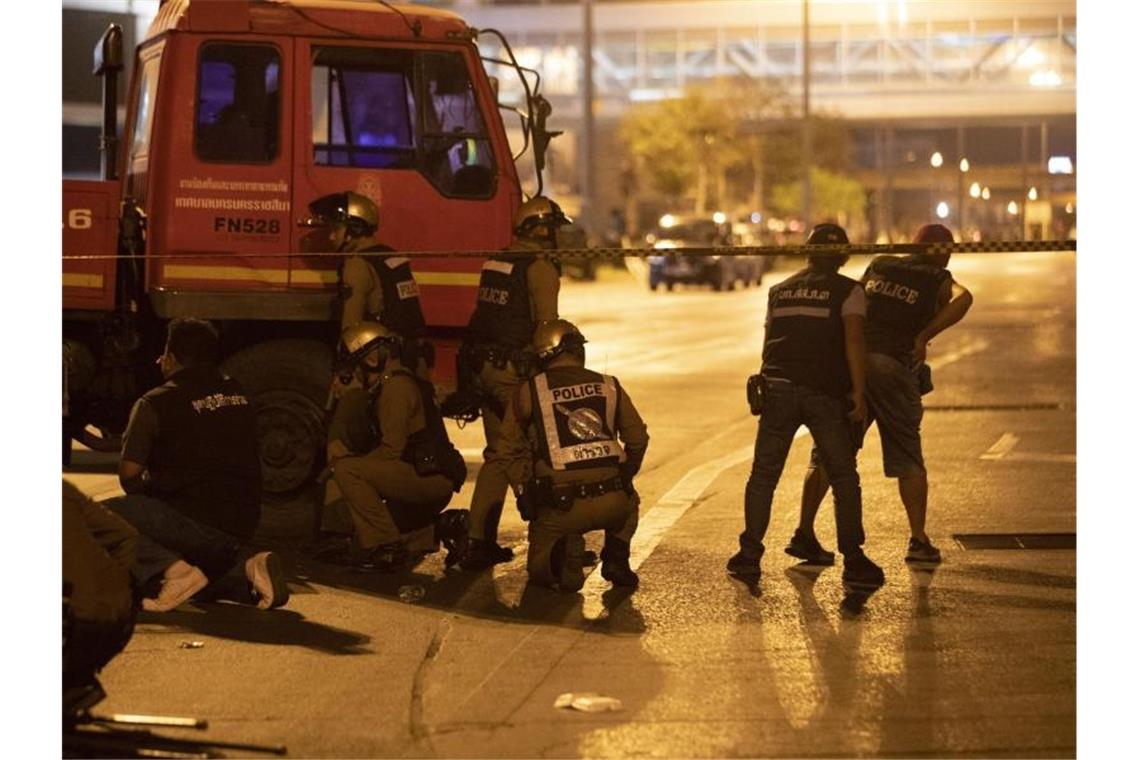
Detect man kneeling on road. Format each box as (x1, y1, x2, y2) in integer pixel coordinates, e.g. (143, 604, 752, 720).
(792, 223, 974, 564)
(329, 322, 469, 571)
(106, 318, 289, 611)
(496, 320, 648, 591)
(728, 223, 885, 588)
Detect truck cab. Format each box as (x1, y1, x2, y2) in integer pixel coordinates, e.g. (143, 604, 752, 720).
(63, 0, 555, 509)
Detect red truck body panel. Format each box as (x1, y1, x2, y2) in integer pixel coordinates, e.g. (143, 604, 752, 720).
(62, 180, 121, 312)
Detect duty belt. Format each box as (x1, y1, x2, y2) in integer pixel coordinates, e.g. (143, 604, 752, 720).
(554, 475, 627, 502)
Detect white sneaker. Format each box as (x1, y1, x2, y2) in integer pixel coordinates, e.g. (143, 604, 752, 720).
(245, 552, 290, 609)
(142, 565, 208, 612)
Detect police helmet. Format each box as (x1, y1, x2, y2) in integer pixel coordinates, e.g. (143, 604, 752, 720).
(339, 321, 399, 372)
(308, 191, 379, 237)
(913, 223, 954, 244)
(805, 223, 850, 246)
(514, 196, 572, 239)
(533, 319, 587, 362)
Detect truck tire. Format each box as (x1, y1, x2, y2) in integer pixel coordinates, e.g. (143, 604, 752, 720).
(222, 339, 331, 499)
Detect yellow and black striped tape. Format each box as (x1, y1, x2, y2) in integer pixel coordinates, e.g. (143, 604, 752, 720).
(62, 239, 1076, 262)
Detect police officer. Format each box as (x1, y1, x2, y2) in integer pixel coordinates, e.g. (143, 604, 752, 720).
(728, 223, 885, 587)
(457, 196, 569, 570)
(495, 320, 648, 591)
(331, 322, 469, 571)
(793, 223, 974, 564)
(305, 191, 426, 337)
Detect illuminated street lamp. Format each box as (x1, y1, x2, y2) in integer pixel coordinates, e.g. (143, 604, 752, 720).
(969, 182, 981, 198)
(1027, 187, 1038, 201)
(959, 157, 970, 172)
(713, 211, 727, 225)
(930, 151, 944, 168)
(1007, 201, 1019, 215)
(982, 186, 991, 200)
(936, 201, 950, 219)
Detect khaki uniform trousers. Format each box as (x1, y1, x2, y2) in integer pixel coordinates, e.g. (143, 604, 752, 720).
(526, 490, 639, 587)
(468, 361, 525, 541)
(334, 452, 452, 550)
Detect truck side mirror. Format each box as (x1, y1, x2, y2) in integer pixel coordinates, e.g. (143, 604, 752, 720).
(93, 24, 123, 76)
(93, 24, 124, 181)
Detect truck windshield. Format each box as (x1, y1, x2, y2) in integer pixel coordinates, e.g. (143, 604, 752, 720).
(312, 46, 495, 199)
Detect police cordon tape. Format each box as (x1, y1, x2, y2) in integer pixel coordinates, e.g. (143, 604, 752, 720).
(61, 239, 1076, 261)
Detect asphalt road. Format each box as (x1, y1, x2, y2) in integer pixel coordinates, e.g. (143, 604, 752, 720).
(68, 251, 1076, 758)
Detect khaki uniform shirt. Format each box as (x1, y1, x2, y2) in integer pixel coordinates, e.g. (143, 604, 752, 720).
(340, 236, 386, 330)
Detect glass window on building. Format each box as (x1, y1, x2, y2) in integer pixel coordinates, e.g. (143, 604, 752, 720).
(195, 44, 281, 163)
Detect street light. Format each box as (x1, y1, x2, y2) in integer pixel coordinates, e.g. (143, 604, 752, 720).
(936, 201, 950, 219)
(982, 186, 991, 200)
(1027, 186, 1038, 201)
(930, 151, 944, 168)
(959, 157, 970, 172)
(1007, 201, 1019, 215)
(969, 182, 981, 198)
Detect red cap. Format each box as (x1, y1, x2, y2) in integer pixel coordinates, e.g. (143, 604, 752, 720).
(913, 224, 954, 243)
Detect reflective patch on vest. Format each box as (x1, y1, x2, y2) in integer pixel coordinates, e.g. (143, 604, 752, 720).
(534, 374, 626, 471)
(384, 257, 410, 269)
(483, 260, 514, 275)
(477, 285, 510, 305)
(190, 392, 250, 414)
(771, 305, 831, 319)
(865, 276, 919, 304)
(396, 279, 419, 300)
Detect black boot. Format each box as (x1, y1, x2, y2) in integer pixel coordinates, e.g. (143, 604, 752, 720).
(459, 538, 514, 571)
(600, 537, 639, 588)
(434, 510, 470, 568)
(726, 533, 764, 577)
(366, 541, 409, 573)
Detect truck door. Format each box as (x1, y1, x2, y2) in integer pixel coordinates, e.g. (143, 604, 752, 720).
(291, 41, 514, 328)
(147, 35, 294, 312)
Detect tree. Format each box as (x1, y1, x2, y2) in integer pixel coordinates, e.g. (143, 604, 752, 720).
(770, 166, 866, 228)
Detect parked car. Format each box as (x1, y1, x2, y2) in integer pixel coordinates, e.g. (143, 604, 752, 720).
(645, 214, 763, 291)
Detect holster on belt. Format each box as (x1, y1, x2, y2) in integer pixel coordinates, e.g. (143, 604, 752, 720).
(550, 476, 627, 512)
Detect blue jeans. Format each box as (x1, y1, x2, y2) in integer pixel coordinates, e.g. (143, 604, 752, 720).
(741, 379, 866, 556)
(103, 494, 243, 590)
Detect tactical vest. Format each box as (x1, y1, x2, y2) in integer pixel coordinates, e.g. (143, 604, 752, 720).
(761, 267, 859, 399)
(339, 244, 426, 335)
(529, 366, 627, 472)
(372, 370, 467, 490)
(862, 255, 951, 362)
(142, 366, 262, 540)
(466, 254, 535, 350)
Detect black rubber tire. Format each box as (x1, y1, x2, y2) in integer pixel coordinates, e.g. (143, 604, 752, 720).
(222, 339, 332, 500)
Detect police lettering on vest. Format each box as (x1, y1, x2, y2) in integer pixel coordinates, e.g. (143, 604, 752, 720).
(862, 255, 951, 362)
(531, 370, 627, 471)
(467, 255, 535, 349)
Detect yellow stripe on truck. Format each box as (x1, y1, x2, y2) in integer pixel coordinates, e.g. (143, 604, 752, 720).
(63, 273, 105, 288)
(162, 266, 480, 287)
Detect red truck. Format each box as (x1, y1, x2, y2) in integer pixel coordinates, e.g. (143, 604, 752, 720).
(63, 0, 562, 509)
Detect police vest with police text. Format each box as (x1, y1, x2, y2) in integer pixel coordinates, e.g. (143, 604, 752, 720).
(761, 267, 860, 399)
(862, 255, 951, 362)
(142, 365, 262, 541)
(363, 247, 426, 335)
(529, 366, 627, 472)
(466, 254, 535, 350)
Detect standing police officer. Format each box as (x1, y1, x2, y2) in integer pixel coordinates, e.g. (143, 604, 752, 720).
(457, 196, 569, 570)
(495, 320, 648, 590)
(331, 322, 468, 571)
(728, 223, 885, 587)
(794, 223, 974, 563)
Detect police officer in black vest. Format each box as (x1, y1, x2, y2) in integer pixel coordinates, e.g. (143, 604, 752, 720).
(794, 223, 974, 564)
(106, 318, 289, 612)
(457, 196, 568, 570)
(495, 320, 648, 590)
(728, 224, 885, 588)
(330, 322, 469, 571)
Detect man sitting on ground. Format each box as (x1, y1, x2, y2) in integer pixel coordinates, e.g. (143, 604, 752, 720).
(105, 318, 289, 612)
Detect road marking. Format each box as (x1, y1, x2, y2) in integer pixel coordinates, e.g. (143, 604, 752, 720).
(928, 337, 989, 371)
(981, 432, 1075, 464)
(981, 433, 1021, 459)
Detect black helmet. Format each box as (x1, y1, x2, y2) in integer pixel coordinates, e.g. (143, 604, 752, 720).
(805, 223, 849, 246)
(306, 192, 379, 237)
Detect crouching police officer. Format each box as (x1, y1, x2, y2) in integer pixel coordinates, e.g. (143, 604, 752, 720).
(495, 320, 649, 591)
(455, 197, 569, 570)
(729, 223, 885, 588)
(330, 322, 468, 571)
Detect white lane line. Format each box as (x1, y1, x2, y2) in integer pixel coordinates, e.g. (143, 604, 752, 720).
(981, 432, 1021, 460)
(1006, 452, 1076, 464)
(928, 337, 989, 371)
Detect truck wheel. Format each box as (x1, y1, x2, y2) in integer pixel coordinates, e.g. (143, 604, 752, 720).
(222, 339, 331, 499)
